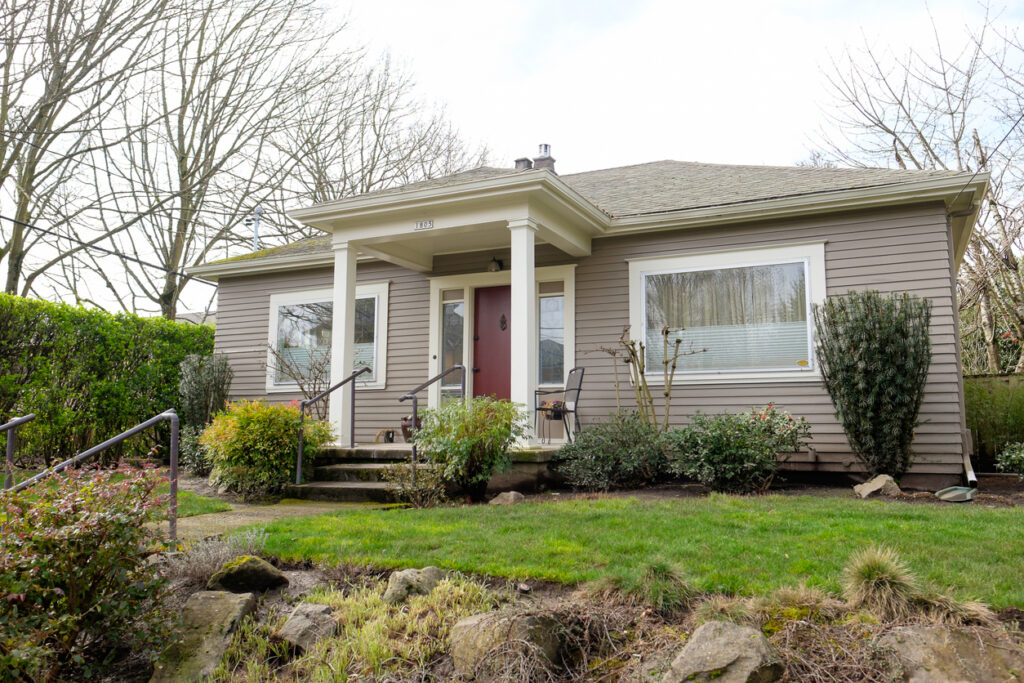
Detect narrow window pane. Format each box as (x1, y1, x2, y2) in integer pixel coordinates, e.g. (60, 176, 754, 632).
(353, 296, 376, 380)
(275, 301, 332, 384)
(644, 262, 808, 372)
(441, 301, 464, 385)
(539, 295, 564, 384)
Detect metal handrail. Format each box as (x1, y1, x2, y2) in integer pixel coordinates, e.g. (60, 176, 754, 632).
(4, 410, 181, 540)
(296, 366, 371, 484)
(399, 365, 466, 463)
(2, 414, 36, 490)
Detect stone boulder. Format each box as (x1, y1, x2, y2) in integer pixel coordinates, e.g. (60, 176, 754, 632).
(276, 602, 337, 654)
(662, 621, 781, 683)
(879, 625, 1024, 682)
(150, 591, 256, 682)
(382, 566, 445, 604)
(489, 491, 526, 505)
(207, 555, 289, 593)
(853, 474, 902, 499)
(450, 611, 562, 676)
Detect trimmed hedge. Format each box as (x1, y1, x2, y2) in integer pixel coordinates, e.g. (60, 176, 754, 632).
(0, 293, 214, 465)
(964, 374, 1024, 471)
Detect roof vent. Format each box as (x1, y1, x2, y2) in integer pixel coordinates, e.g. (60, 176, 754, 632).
(533, 144, 555, 174)
(515, 157, 533, 170)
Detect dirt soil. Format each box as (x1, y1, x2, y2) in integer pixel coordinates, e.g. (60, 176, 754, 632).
(525, 475, 1024, 508)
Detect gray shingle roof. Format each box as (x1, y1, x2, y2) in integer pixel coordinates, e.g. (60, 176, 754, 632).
(206, 160, 965, 267)
(560, 160, 963, 218)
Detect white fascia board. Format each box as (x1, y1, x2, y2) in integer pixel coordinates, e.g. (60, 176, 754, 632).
(187, 252, 374, 280)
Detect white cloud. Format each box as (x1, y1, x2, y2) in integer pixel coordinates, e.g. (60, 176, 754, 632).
(339, 0, 1017, 173)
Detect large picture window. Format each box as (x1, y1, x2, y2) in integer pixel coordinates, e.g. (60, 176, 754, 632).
(629, 244, 825, 383)
(267, 283, 389, 392)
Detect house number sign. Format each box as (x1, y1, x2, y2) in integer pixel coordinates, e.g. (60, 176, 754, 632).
(414, 219, 433, 231)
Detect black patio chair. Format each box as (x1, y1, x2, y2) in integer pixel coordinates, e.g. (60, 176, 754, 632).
(534, 367, 584, 444)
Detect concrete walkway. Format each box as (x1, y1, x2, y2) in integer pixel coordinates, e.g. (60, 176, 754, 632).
(174, 499, 382, 540)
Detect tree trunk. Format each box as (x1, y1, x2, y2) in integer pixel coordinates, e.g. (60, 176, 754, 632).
(979, 288, 1001, 373)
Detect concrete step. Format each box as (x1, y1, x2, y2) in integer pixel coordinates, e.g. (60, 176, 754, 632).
(317, 444, 413, 464)
(313, 462, 433, 482)
(282, 480, 396, 503)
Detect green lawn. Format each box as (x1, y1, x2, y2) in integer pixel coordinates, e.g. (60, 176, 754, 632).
(252, 494, 1024, 608)
(166, 485, 231, 518)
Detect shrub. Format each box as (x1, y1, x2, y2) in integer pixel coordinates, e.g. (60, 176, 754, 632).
(0, 468, 172, 679)
(553, 411, 668, 491)
(996, 442, 1024, 480)
(178, 353, 233, 428)
(380, 462, 450, 508)
(814, 290, 932, 477)
(668, 404, 812, 494)
(414, 397, 527, 502)
(0, 293, 214, 467)
(179, 424, 213, 476)
(202, 400, 333, 499)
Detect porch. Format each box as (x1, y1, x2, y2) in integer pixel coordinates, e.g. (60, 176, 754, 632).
(287, 168, 606, 445)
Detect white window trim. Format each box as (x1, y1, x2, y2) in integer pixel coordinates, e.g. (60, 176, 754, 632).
(426, 264, 576, 408)
(627, 242, 826, 385)
(266, 282, 389, 393)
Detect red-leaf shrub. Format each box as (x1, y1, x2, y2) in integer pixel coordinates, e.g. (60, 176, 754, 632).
(0, 468, 172, 680)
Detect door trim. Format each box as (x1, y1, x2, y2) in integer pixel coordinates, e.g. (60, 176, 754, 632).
(427, 264, 576, 408)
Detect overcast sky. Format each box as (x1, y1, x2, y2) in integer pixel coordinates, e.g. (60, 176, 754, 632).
(339, 0, 1024, 174)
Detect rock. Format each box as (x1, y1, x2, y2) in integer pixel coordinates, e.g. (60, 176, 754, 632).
(450, 611, 562, 676)
(207, 555, 289, 593)
(879, 625, 1024, 682)
(276, 602, 337, 654)
(382, 566, 445, 604)
(489, 491, 526, 505)
(150, 591, 256, 682)
(853, 474, 901, 498)
(662, 621, 781, 683)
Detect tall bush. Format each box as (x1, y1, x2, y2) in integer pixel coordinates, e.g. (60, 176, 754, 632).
(0, 293, 213, 466)
(0, 468, 172, 679)
(413, 397, 527, 501)
(202, 400, 333, 499)
(178, 353, 233, 428)
(813, 290, 932, 477)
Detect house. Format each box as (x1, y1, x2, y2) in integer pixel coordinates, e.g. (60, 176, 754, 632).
(189, 147, 988, 489)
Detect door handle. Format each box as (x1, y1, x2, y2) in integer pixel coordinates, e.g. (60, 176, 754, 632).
(472, 367, 480, 373)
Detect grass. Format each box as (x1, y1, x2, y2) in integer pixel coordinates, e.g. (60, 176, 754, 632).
(169, 486, 231, 518)
(249, 494, 1024, 608)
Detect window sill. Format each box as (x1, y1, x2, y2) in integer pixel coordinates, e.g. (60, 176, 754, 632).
(266, 380, 386, 394)
(644, 369, 822, 385)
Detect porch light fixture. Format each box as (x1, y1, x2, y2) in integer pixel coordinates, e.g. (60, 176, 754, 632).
(487, 257, 503, 272)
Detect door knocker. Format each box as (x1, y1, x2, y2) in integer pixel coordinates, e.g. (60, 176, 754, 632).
(499, 314, 507, 331)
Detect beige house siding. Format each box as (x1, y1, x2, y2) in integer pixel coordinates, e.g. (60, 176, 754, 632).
(214, 200, 964, 478)
(574, 201, 962, 479)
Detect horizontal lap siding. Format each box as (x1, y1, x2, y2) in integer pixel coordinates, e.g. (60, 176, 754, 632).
(574, 202, 964, 476)
(214, 201, 965, 477)
(214, 263, 432, 443)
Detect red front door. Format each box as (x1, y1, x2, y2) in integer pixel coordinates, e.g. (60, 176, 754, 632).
(473, 285, 511, 399)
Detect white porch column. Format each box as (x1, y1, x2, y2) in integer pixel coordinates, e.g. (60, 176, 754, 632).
(330, 242, 358, 445)
(509, 218, 538, 440)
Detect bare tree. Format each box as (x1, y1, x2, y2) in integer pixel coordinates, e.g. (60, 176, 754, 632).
(815, 17, 1024, 373)
(77, 0, 345, 318)
(0, 0, 172, 296)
